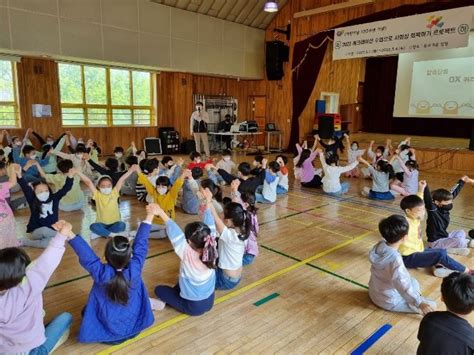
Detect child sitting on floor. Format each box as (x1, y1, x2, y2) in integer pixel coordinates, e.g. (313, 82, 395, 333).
(187, 151, 213, 170)
(78, 167, 137, 239)
(255, 159, 280, 204)
(67, 208, 154, 344)
(39, 159, 84, 212)
(295, 137, 322, 188)
(159, 156, 183, 185)
(276, 155, 289, 195)
(231, 181, 259, 266)
(344, 134, 365, 178)
(209, 195, 250, 290)
(216, 162, 265, 195)
(150, 200, 218, 316)
(417, 272, 474, 355)
(358, 157, 395, 200)
(209, 149, 234, 186)
(17, 163, 74, 248)
(250, 154, 265, 176)
(399, 181, 472, 278)
(424, 176, 474, 251)
(0, 221, 73, 353)
(137, 167, 187, 239)
(368, 214, 437, 314)
(390, 152, 419, 196)
(318, 149, 358, 197)
(361, 139, 390, 178)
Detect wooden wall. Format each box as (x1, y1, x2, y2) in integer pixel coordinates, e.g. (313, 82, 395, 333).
(263, 0, 438, 146)
(10, 58, 264, 155)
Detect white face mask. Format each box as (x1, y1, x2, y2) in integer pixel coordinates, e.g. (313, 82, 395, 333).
(115, 153, 123, 158)
(351, 144, 358, 151)
(36, 191, 50, 202)
(223, 156, 231, 162)
(157, 186, 168, 195)
(15, 141, 22, 147)
(76, 154, 83, 160)
(46, 140, 54, 145)
(167, 163, 174, 168)
(77, 140, 84, 145)
(252, 161, 258, 167)
(100, 187, 112, 195)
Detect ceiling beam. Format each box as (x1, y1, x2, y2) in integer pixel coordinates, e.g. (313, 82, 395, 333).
(294, 0, 374, 18)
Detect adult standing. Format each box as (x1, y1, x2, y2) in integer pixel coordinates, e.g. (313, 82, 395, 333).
(190, 101, 210, 158)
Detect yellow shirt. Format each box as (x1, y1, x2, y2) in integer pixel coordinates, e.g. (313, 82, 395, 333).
(93, 188, 121, 224)
(399, 192, 425, 256)
(138, 173, 184, 225)
(45, 174, 83, 205)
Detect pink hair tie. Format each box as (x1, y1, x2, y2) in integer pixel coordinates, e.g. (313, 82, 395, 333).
(202, 235, 217, 262)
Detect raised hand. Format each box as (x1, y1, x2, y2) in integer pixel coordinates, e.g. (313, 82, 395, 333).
(231, 179, 240, 191)
(419, 180, 427, 191)
(146, 203, 164, 216)
(52, 220, 75, 239)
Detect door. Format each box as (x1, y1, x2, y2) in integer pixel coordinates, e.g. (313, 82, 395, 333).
(248, 96, 266, 146)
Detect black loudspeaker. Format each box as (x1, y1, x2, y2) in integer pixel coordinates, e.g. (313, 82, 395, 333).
(266, 41, 288, 81)
(318, 115, 335, 139)
(470, 124, 474, 151)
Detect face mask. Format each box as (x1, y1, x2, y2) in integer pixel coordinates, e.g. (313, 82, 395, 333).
(76, 154, 83, 160)
(78, 140, 84, 145)
(376, 152, 382, 158)
(167, 163, 174, 168)
(440, 203, 453, 211)
(46, 139, 54, 145)
(115, 153, 123, 158)
(252, 161, 258, 167)
(223, 156, 231, 162)
(15, 141, 22, 147)
(36, 191, 50, 202)
(157, 186, 168, 195)
(351, 144, 358, 151)
(100, 187, 112, 195)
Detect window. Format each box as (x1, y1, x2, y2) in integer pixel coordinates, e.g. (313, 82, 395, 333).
(58, 63, 155, 127)
(0, 60, 20, 127)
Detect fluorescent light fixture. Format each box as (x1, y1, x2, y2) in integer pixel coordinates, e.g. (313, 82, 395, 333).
(264, 1, 278, 12)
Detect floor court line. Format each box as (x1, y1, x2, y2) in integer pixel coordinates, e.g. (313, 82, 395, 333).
(260, 245, 369, 290)
(98, 231, 373, 354)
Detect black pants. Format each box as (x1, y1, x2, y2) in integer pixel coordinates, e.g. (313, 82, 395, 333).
(301, 175, 322, 188)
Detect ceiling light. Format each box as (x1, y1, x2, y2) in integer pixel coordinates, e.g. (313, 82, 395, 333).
(264, 1, 278, 13)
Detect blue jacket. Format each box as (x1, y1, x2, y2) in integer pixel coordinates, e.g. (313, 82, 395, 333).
(17, 176, 73, 233)
(69, 222, 154, 343)
(12, 146, 49, 179)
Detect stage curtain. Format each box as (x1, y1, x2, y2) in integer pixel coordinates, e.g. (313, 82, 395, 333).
(289, 0, 473, 149)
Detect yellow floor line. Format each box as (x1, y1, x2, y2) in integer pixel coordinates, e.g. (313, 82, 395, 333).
(98, 230, 373, 355)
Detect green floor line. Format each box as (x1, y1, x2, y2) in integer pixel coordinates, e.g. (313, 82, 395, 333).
(46, 249, 174, 290)
(254, 292, 280, 306)
(260, 245, 368, 290)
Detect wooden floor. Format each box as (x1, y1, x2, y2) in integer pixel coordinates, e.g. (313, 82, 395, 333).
(13, 146, 474, 354)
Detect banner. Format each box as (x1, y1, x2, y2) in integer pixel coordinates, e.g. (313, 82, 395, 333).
(333, 6, 472, 60)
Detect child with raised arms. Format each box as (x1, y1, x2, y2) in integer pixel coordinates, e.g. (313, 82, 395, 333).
(67, 206, 155, 343)
(150, 198, 218, 316)
(0, 220, 73, 353)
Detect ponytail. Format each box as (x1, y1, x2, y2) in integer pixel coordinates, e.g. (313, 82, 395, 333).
(201, 178, 222, 202)
(378, 160, 395, 179)
(106, 270, 130, 305)
(185, 222, 217, 269)
(104, 236, 132, 305)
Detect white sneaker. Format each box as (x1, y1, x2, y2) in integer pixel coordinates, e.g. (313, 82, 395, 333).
(433, 266, 455, 278)
(447, 248, 470, 256)
(149, 297, 166, 311)
(90, 232, 102, 240)
(468, 239, 474, 248)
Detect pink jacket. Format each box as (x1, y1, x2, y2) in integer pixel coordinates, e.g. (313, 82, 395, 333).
(0, 234, 66, 352)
